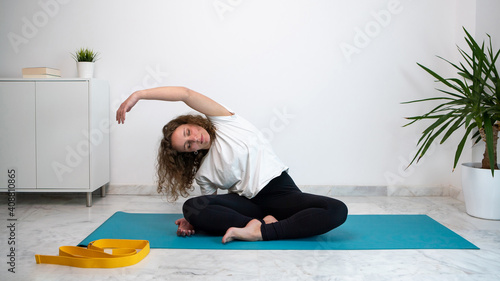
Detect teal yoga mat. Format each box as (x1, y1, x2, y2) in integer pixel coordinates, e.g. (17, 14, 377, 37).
(78, 212, 478, 250)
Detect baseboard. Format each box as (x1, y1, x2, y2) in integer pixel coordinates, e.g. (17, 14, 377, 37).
(107, 184, 455, 198)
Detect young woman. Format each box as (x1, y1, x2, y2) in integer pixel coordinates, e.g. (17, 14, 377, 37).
(116, 86, 348, 243)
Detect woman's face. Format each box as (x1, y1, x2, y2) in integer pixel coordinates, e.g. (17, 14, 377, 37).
(171, 124, 211, 153)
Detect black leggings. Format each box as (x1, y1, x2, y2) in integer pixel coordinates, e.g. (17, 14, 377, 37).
(183, 172, 348, 240)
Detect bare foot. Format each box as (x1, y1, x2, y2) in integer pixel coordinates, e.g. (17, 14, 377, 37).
(222, 219, 263, 244)
(263, 215, 278, 224)
(175, 218, 195, 237)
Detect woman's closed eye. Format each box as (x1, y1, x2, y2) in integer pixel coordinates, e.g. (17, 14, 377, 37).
(184, 128, 192, 151)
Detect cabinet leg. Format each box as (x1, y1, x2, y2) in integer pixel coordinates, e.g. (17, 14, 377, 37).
(101, 184, 107, 197)
(86, 192, 92, 207)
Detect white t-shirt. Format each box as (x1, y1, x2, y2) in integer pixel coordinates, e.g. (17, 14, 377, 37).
(194, 114, 288, 199)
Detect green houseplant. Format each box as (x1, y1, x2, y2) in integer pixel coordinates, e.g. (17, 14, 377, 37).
(403, 27, 500, 219)
(72, 48, 100, 62)
(72, 48, 100, 78)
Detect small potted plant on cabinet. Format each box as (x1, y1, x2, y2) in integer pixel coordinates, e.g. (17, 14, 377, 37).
(403, 28, 500, 220)
(72, 48, 100, 78)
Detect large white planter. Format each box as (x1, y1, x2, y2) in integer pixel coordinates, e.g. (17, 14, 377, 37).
(77, 62, 95, 78)
(462, 163, 500, 220)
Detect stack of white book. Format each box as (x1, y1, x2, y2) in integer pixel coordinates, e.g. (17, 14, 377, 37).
(22, 67, 61, 78)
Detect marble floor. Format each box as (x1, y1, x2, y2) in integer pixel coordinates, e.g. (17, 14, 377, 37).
(1, 193, 500, 281)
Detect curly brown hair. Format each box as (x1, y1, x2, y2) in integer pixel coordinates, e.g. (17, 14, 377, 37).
(156, 114, 216, 201)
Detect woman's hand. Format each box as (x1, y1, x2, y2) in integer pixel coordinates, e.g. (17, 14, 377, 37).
(175, 218, 195, 237)
(116, 92, 141, 124)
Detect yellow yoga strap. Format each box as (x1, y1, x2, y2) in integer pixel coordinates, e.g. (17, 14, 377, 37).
(35, 239, 150, 268)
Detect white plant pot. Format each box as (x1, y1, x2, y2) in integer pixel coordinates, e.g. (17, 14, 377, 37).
(462, 163, 500, 220)
(77, 62, 95, 78)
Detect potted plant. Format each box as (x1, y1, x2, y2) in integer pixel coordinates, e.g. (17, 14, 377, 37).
(72, 48, 100, 78)
(403, 27, 500, 220)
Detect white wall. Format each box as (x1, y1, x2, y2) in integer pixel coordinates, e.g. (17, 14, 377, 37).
(0, 0, 497, 189)
(471, 0, 500, 164)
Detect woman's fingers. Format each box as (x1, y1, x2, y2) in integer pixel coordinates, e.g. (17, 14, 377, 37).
(116, 103, 126, 124)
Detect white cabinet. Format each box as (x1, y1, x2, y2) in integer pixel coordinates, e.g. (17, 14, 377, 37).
(0, 79, 110, 206)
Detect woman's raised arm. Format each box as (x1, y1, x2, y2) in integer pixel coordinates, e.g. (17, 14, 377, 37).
(116, 86, 232, 124)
